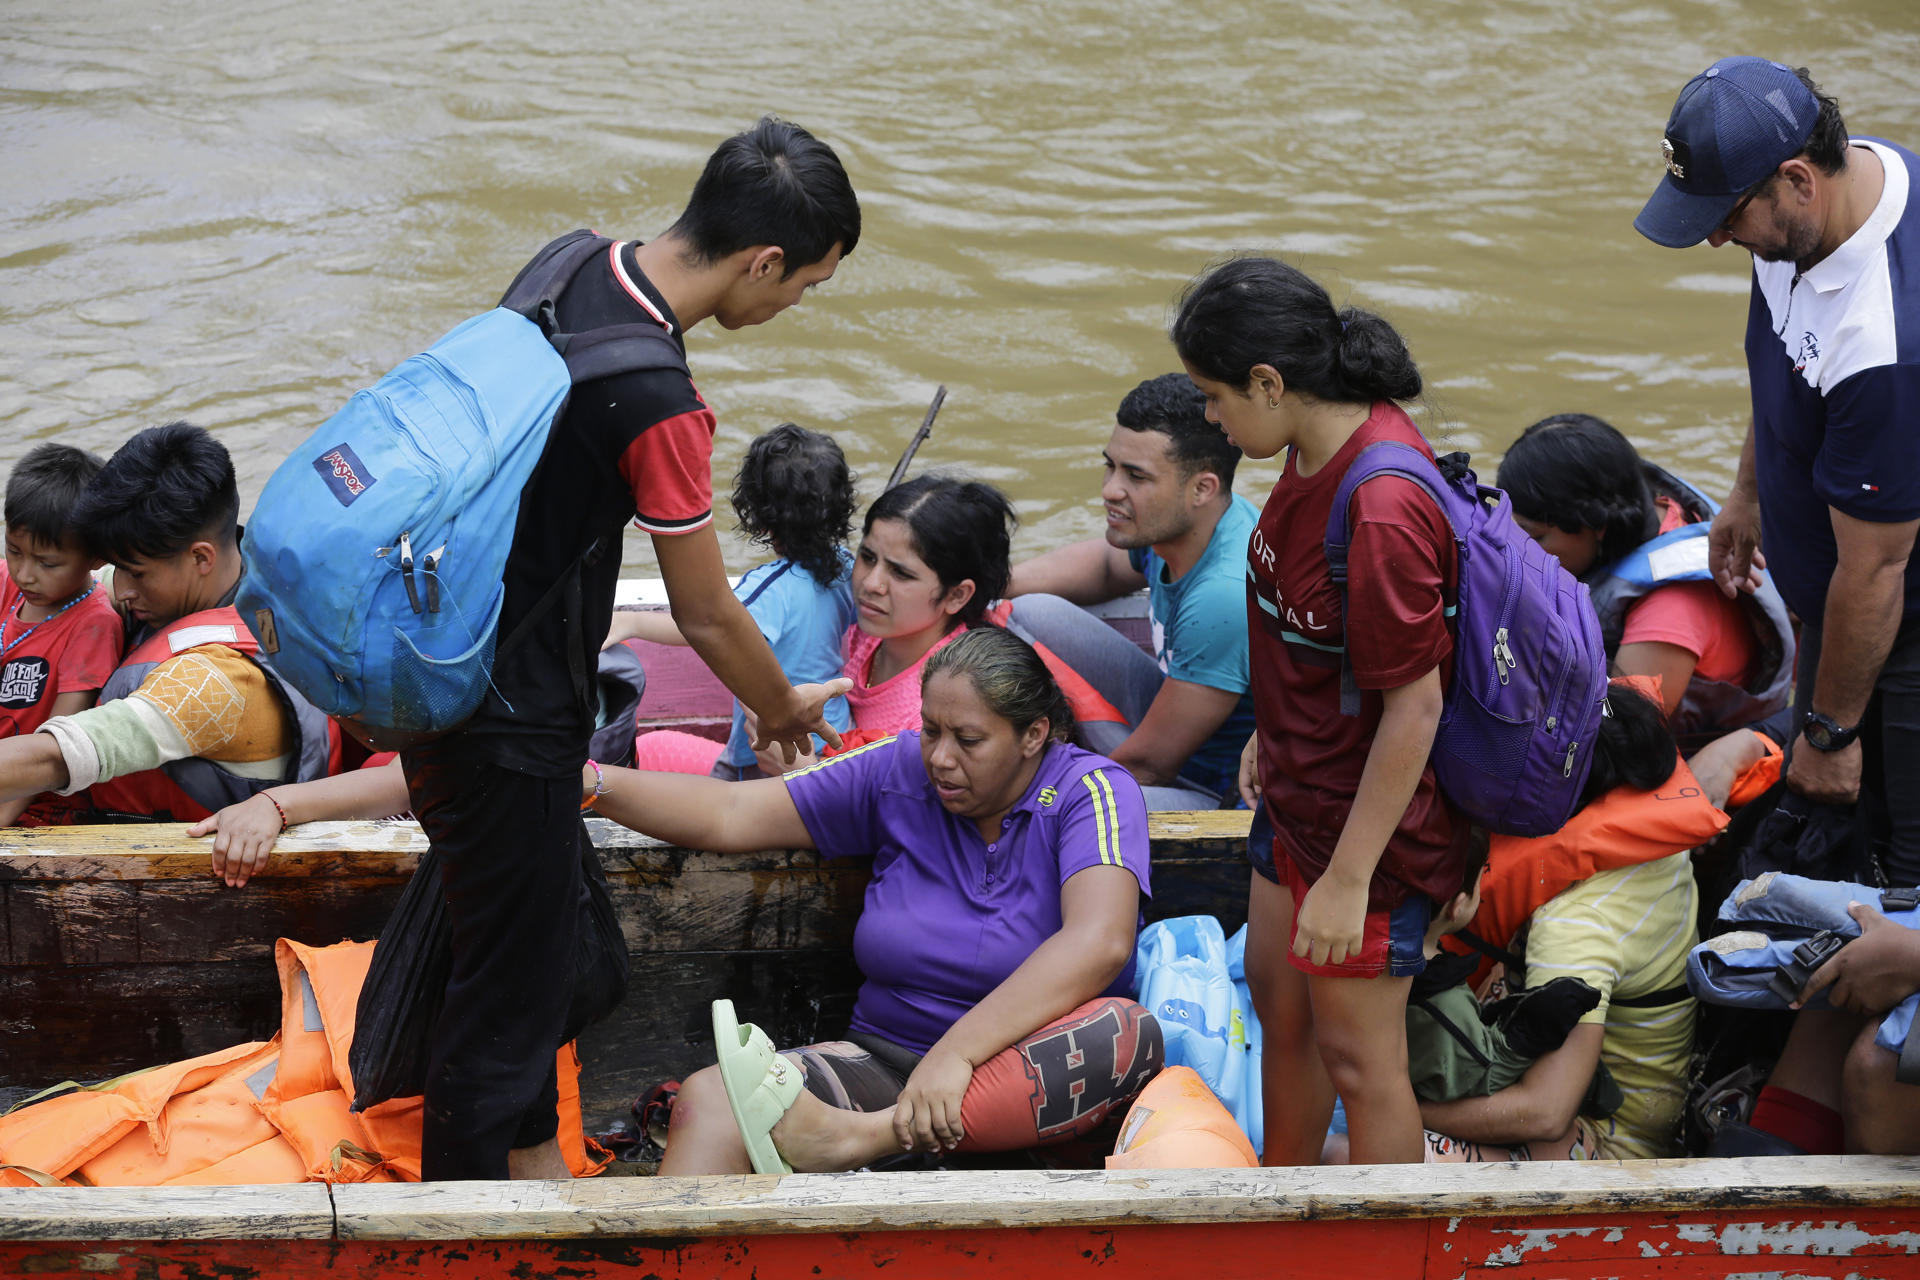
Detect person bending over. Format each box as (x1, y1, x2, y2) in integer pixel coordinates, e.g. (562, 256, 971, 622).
(1497, 413, 1792, 748)
(1006, 373, 1256, 809)
(0, 423, 333, 825)
(590, 627, 1162, 1174)
(1415, 686, 1699, 1161)
(387, 118, 857, 1181)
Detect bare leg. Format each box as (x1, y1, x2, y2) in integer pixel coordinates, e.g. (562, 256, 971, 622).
(1309, 969, 1423, 1165)
(658, 1062, 902, 1176)
(506, 1138, 571, 1180)
(1841, 1021, 1920, 1155)
(1244, 872, 1335, 1165)
(1768, 1007, 1861, 1110)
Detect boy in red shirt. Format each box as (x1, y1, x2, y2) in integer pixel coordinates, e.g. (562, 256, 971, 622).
(0, 444, 125, 824)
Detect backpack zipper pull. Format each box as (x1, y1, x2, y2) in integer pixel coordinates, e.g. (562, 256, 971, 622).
(1563, 741, 1580, 778)
(398, 531, 423, 615)
(1493, 627, 1515, 685)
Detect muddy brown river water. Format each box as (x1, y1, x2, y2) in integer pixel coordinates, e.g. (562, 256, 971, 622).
(5, 0, 1918, 569)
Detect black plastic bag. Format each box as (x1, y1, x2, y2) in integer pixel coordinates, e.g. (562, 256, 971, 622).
(349, 828, 630, 1110)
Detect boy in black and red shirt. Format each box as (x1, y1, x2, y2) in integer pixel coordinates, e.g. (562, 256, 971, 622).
(401, 117, 862, 1181)
(0, 443, 124, 824)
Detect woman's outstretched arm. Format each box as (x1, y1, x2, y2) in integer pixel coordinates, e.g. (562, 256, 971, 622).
(588, 762, 815, 853)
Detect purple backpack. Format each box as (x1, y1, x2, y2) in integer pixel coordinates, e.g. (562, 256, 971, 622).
(1324, 443, 1609, 838)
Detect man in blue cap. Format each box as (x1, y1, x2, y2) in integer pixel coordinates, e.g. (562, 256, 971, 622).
(1639, 59, 1920, 1159)
(1639, 60, 1920, 867)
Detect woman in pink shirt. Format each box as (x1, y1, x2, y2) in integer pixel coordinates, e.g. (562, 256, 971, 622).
(1498, 414, 1795, 749)
(755, 475, 1015, 771)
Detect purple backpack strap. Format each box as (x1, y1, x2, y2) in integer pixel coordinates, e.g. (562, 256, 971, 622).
(1323, 442, 1466, 716)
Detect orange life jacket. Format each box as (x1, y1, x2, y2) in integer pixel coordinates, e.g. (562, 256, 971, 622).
(1105, 1065, 1257, 1169)
(0, 938, 608, 1185)
(87, 607, 341, 821)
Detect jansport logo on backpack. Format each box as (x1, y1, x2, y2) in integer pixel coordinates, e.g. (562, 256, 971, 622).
(1325, 443, 1609, 838)
(238, 230, 686, 748)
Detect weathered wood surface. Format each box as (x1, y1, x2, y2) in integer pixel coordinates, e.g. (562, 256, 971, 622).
(5, 1156, 1918, 1244)
(1, 812, 1251, 1124)
(325, 1156, 1920, 1238)
(0, 1183, 335, 1241)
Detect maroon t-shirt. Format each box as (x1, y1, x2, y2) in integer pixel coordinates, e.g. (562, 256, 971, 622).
(1247, 401, 1464, 910)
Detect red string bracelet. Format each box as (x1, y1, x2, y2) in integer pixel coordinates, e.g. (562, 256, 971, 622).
(263, 791, 290, 833)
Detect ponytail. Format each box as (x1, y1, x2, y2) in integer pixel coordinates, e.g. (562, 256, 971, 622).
(1171, 256, 1422, 405)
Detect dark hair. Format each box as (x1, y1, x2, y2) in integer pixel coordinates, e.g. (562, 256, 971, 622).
(1170, 256, 1422, 405)
(5, 443, 107, 547)
(71, 421, 240, 565)
(1116, 372, 1241, 487)
(666, 116, 861, 278)
(1579, 682, 1678, 808)
(923, 626, 1074, 744)
(862, 474, 1014, 630)
(1793, 67, 1849, 175)
(1496, 414, 1660, 569)
(731, 423, 856, 587)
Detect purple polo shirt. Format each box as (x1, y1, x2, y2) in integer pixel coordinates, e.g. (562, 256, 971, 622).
(783, 732, 1151, 1055)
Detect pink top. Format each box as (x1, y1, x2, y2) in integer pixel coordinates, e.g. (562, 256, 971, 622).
(842, 623, 969, 738)
(1620, 498, 1756, 685)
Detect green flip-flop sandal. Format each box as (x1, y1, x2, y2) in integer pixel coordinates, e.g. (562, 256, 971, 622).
(712, 999, 803, 1175)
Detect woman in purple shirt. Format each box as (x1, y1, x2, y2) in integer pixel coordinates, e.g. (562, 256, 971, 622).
(587, 627, 1161, 1174)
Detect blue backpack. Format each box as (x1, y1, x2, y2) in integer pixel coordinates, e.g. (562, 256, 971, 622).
(1324, 443, 1610, 838)
(238, 231, 686, 746)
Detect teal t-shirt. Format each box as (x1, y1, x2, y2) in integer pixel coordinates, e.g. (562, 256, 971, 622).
(1128, 493, 1259, 796)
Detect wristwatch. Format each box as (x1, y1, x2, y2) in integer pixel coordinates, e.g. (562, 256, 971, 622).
(1803, 710, 1862, 752)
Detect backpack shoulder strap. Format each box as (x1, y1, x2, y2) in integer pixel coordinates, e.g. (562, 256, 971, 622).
(553, 322, 687, 385)
(497, 230, 610, 318)
(1323, 441, 1461, 587)
(1321, 441, 1462, 715)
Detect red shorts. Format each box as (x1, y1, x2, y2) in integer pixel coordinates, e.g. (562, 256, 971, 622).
(1281, 855, 1430, 980)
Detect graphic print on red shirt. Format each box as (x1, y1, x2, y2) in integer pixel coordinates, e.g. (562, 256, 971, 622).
(1246, 401, 1464, 911)
(0, 564, 124, 738)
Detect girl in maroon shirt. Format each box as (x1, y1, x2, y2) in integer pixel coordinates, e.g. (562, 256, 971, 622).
(1172, 257, 1462, 1167)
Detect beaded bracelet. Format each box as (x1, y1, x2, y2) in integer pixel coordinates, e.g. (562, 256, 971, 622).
(263, 791, 290, 833)
(581, 758, 609, 810)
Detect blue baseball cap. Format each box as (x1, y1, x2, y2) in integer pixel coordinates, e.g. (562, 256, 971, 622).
(1635, 57, 1819, 248)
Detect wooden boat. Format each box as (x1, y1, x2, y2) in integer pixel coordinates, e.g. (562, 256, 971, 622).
(5, 590, 1920, 1275)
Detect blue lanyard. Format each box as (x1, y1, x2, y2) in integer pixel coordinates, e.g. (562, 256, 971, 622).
(0, 585, 96, 661)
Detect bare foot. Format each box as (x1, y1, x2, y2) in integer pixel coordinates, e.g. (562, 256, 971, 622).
(768, 1090, 897, 1172)
(507, 1137, 572, 1180)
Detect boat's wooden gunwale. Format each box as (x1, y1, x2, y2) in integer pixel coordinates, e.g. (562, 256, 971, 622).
(0, 811, 1252, 881)
(2, 1156, 1916, 1243)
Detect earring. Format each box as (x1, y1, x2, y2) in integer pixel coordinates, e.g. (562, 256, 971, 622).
(1267, 398, 1279, 409)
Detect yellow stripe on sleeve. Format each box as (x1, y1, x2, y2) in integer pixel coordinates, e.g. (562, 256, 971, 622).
(1092, 768, 1124, 870)
(1081, 771, 1115, 867)
(783, 735, 898, 779)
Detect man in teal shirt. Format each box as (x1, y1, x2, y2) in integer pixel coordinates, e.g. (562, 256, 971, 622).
(1008, 373, 1256, 808)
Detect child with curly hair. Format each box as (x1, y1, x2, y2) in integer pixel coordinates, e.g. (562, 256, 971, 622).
(608, 423, 858, 777)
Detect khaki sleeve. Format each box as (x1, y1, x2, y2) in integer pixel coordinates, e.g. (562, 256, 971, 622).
(128, 648, 293, 763)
